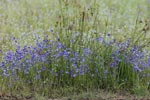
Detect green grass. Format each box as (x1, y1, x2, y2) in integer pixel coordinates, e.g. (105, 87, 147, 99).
(0, 0, 150, 99)
(0, 0, 149, 36)
(0, 0, 149, 53)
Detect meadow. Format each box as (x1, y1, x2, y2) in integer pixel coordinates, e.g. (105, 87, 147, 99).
(0, 0, 150, 99)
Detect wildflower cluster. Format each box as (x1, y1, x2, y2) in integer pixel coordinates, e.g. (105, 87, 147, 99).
(0, 32, 150, 91)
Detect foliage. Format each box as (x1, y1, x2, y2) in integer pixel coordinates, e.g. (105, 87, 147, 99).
(0, 0, 150, 98)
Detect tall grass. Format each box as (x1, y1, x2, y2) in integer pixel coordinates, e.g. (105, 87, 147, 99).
(0, 0, 150, 98)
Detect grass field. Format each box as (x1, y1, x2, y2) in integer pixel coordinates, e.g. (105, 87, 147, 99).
(0, 0, 150, 99)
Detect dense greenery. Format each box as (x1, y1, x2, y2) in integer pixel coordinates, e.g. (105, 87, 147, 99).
(0, 0, 150, 99)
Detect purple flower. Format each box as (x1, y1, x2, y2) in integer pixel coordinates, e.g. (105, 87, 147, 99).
(72, 74, 77, 77)
(83, 48, 92, 56)
(104, 70, 108, 74)
(79, 69, 85, 75)
(133, 65, 142, 72)
(35, 74, 40, 80)
(130, 46, 137, 53)
(107, 33, 111, 37)
(110, 61, 117, 68)
(15, 48, 24, 60)
(133, 63, 142, 72)
(147, 57, 150, 66)
(2, 67, 9, 77)
(41, 66, 46, 71)
(56, 42, 65, 50)
(0, 62, 5, 67)
(5, 51, 14, 62)
(65, 71, 69, 74)
(96, 37, 103, 43)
